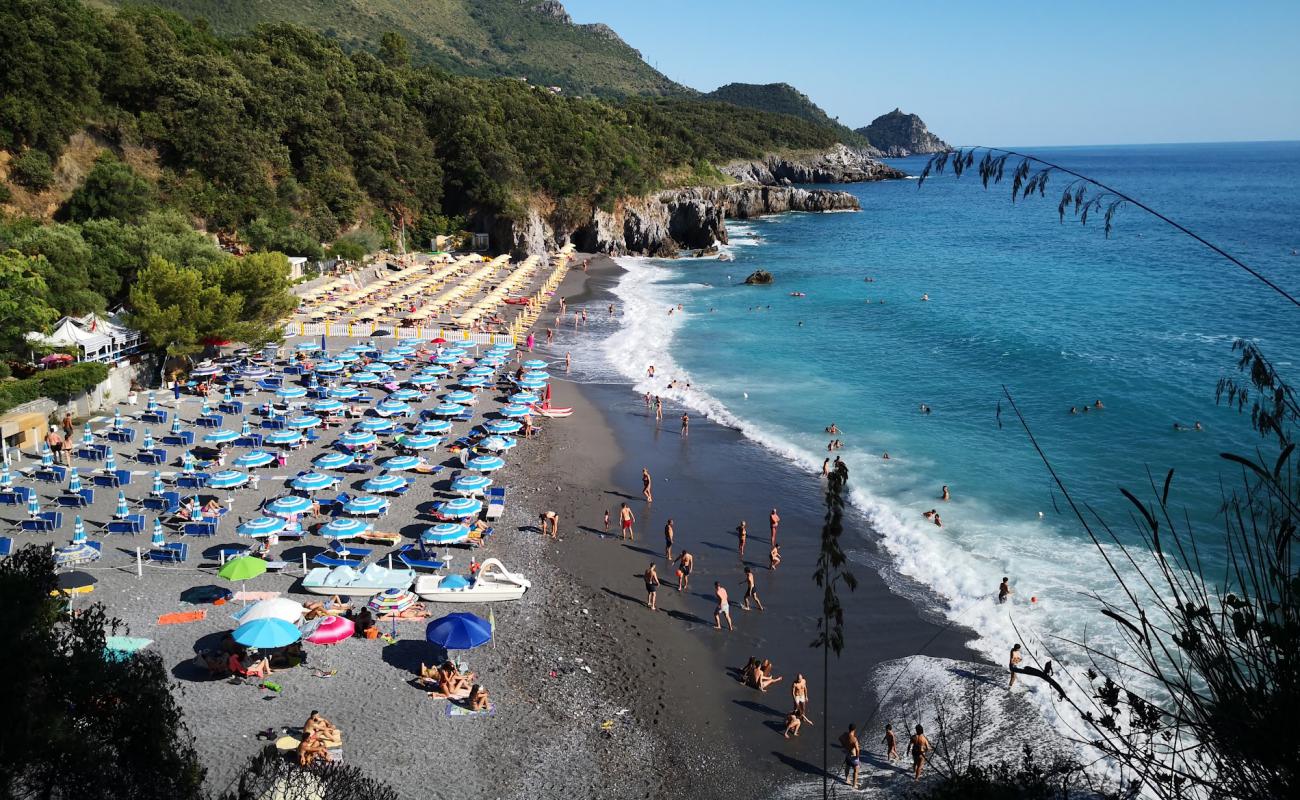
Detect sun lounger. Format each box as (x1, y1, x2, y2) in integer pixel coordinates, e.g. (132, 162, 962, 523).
(107, 514, 146, 534)
(256, 377, 283, 391)
(397, 544, 446, 571)
(0, 537, 12, 557)
(177, 473, 209, 490)
(454, 409, 474, 423)
(21, 511, 62, 532)
(148, 542, 189, 563)
(260, 418, 287, 430)
(218, 401, 244, 414)
(328, 541, 372, 559)
(144, 491, 181, 514)
(140, 410, 168, 424)
(312, 552, 363, 568)
(136, 448, 167, 465)
(485, 487, 505, 521)
(75, 446, 104, 461)
(0, 486, 35, 506)
(195, 415, 223, 429)
(182, 521, 218, 537)
(162, 431, 195, 446)
(107, 428, 136, 444)
(56, 488, 95, 508)
(93, 469, 132, 488)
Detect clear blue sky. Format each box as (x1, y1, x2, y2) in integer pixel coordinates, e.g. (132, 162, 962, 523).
(562, 0, 1300, 146)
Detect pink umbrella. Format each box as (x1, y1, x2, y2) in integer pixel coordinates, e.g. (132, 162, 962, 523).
(306, 615, 354, 645)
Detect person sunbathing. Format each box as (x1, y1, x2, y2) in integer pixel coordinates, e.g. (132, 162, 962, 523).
(303, 710, 342, 747)
(229, 651, 271, 678)
(297, 731, 329, 766)
(425, 661, 474, 698)
(304, 596, 349, 619)
(755, 659, 784, 692)
(202, 499, 223, 515)
(377, 602, 427, 620)
(467, 684, 490, 712)
(740, 657, 761, 688)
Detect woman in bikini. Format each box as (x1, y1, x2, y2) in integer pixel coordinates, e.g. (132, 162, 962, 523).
(467, 684, 490, 711)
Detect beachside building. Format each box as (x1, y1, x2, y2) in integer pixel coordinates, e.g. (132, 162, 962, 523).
(25, 312, 144, 364)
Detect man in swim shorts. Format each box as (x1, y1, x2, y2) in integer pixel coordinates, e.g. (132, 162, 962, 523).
(839, 724, 860, 789)
(713, 581, 732, 631)
(619, 502, 635, 541)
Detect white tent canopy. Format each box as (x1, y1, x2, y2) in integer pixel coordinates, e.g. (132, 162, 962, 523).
(25, 314, 142, 363)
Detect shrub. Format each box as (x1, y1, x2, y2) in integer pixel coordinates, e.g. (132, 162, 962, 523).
(0, 361, 108, 412)
(11, 149, 55, 190)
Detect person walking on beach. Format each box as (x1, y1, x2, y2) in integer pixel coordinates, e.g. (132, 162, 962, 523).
(883, 723, 898, 761)
(642, 468, 653, 503)
(713, 581, 733, 631)
(663, 518, 675, 562)
(45, 425, 66, 465)
(840, 724, 861, 789)
(680, 412, 690, 436)
(741, 566, 763, 611)
(644, 563, 660, 611)
(1009, 643, 1023, 687)
(676, 551, 693, 592)
(769, 508, 780, 544)
(526, 332, 535, 351)
(619, 502, 635, 540)
(909, 724, 931, 780)
(998, 577, 1013, 604)
(737, 520, 747, 558)
(791, 674, 811, 723)
(60, 412, 74, 441)
(603, 509, 610, 535)
(654, 396, 663, 421)
(769, 542, 781, 570)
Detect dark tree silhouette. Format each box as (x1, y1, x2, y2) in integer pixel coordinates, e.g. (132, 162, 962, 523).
(811, 460, 856, 798)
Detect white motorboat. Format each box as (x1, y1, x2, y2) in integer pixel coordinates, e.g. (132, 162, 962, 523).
(413, 558, 530, 603)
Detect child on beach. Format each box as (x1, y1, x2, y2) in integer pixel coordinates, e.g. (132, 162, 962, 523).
(883, 723, 898, 761)
(603, 509, 610, 535)
(769, 543, 781, 570)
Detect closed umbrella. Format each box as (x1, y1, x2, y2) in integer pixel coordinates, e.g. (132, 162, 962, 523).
(313, 452, 355, 470)
(265, 495, 312, 517)
(425, 612, 492, 650)
(103, 447, 117, 472)
(113, 409, 123, 429)
(362, 474, 408, 494)
(182, 451, 196, 473)
(319, 517, 368, 539)
(150, 470, 165, 495)
(291, 472, 336, 492)
(40, 446, 53, 468)
(146, 391, 158, 411)
(223, 386, 234, 402)
(67, 467, 82, 494)
(72, 515, 87, 544)
(142, 430, 155, 450)
(150, 521, 166, 548)
(0, 463, 11, 489)
(170, 417, 183, 435)
(436, 497, 483, 518)
(201, 400, 212, 416)
(82, 424, 94, 446)
(342, 495, 388, 516)
(237, 516, 287, 538)
(234, 450, 275, 468)
(241, 366, 270, 379)
(367, 362, 394, 374)
(232, 617, 301, 649)
(240, 416, 252, 436)
(114, 491, 130, 519)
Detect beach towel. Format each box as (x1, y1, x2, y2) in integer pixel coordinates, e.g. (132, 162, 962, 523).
(157, 610, 206, 625)
(446, 703, 494, 717)
(234, 590, 281, 602)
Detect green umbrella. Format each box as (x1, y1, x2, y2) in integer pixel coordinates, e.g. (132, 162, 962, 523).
(218, 556, 267, 605)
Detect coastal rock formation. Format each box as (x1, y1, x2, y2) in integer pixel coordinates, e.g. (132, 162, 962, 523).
(856, 109, 949, 157)
(743, 270, 774, 285)
(720, 143, 905, 185)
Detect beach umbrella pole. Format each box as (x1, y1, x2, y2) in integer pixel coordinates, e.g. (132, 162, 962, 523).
(135, 548, 142, 578)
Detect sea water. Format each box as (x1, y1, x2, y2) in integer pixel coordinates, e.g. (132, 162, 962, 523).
(567, 141, 1300, 728)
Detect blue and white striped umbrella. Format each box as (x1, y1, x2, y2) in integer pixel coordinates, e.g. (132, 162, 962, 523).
(498, 404, 532, 419)
(40, 446, 53, 468)
(465, 454, 506, 473)
(509, 391, 540, 405)
(465, 366, 493, 378)
(142, 430, 155, 449)
(458, 376, 487, 388)
(54, 542, 100, 567)
(319, 517, 368, 539)
(146, 391, 158, 411)
(374, 400, 410, 417)
(442, 347, 467, 358)
(356, 417, 394, 432)
(265, 495, 313, 517)
(113, 409, 123, 429)
(380, 455, 423, 471)
(153, 516, 165, 542)
(263, 429, 303, 446)
(338, 431, 378, 448)
(516, 377, 547, 390)
(348, 343, 375, 353)
(182, 450, 196, 473)
(237, 516, 287, 538)
(419, 365, 450, 377)
(479, 355, 507, 368)
(392, 343, 418, 355)
(204, 429, 239, 444)
(192, 364, 222, 377)
(276, 385, 307, 400)
(477, 435, 517, 452)
(342, 495, 389, 516)
(72, 515, 87, 544)
(223, 386, 234, 402)
(328, 386, 362, 400)
(367, 362, 394, 374)
(400, 433, 440, 450)
(483, 419, 523, 435)
(209, 470, 249, 489)
(67, 467, 82, 493)
(287, 414, 322, 429)
(170, 417, 183, 435)
(82, 424, 94, 446)
(387, 389, 421, 402)
(297, 341, 322, 352)
(103, 447, 117, 472)
(241, 366, 270, 379)
(407, 374, 438, 387)
(151, 522, 166, 547)
(522, 359, 548, 370)
(377, 351, 406, 364)
(241, 416, 252, 436)
(436, 497, 483, 518)
(27, 492, 40, 516)
(313, 451, 355, 470)
(314, 360, 344, 374)
(333, 351, 360, 363)
(201, 400, 212, 416)
(362, 474, 408, 494)
(433, 353, 460, 365)
(0, 463, 11, 489)
(114, 491, 130, 519)
(291, 472, 336, 492)
(450, 474, 492, 495)
(444, 390, 475, 405)
(234, 450, 275, 468)
(191, 503, 205, 525)
(349, 371, 381, 384)
(522, 370, 551, 382)
(422, 523, 470, 545)
(432, 403, 465, 417)
(311, 398, 345, 413)
(151, 470, 164, 494)
(416, 419, 453, 435)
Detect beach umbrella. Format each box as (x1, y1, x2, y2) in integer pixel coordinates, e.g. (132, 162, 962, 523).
(237, 516, 287, 538)
(306, 614, 354, 645)
(442, 347, 467, 358)
(40, 445, 53, 468)
(208, 470, 249, 490)
(314, 360, 344, 374)
(191, 503, 205, 526)
(182, 450, 196, 473)
(425, 612, 492, 651)
(313, 451, 355, 470)
(377, 351, 406, 364)
(436, 497, 483, 518)
(400, 433, 440, 450)
(82, 424, 94, 446)
(392, 343, 418, 355)
(54, 543, 101, 568)
(483, 419, 522, 435)
(66, 467, 81, 494)
(150, 520, 166, 548)
(362, 474, 408, 494)
(443, 390, 475, 405)
(203, 429, 238, 444)
(142, 430, 155, 450)
(237, 598, 305, 625)
(355, 417, 394, 432)
(387, 389, 421, 402)
(349, 371, 381, 384)
(522, 370, 551, 382)
(419, 365, 450, 377)
(450, 474, 492, 495)
(276, 385, 307, 400)
(0, 463, 11, 489)
(232, 617, 301, 649)
(240, 416, 252, 436)
(433, 353, 460, 365)
(509, 392, 540, 405)
(422, 523, 470, 545)
(191, 364, 222, 377)
(55, 570, 97, 593)
(311, 399, 345, 413)
(328, 386, 362, 400)
(319, 518, 368, 539)
(287, 414, 322, 429)
(380, 455, 422, 471)
(367, 362, 394, 374)
(342, 495, 389, 516)
(263, 429, 303, 446)
(219, 555, 268, 603)
(465, 454, 505, 473)
(150, 470, 164, 495)
(201, 400, 212, 416)
(241, 366, 270, 379)
(297, 341, 322, 352)
(146, 391, 158, 411)
(114, 491, 130, 519)
(458, 376, 487, 388)
(477, 435, 517, 452)
(265, 495, 312, 517)
(103, 446, 117, 472)
(431, 402, 464, 417)
(333, 351, 360, 363)
(113, 409, 123, 429)
(374, 399, 410, 417)
(337, 431, 377, 449)
(516, 377, 547, 390)
(407, 374, 438, 387)
(291, 472, 336, 492)
(498, 404, 532, 420)
(465, 366, 493, 379)
(170, 417, 183, 435)
(223, 386, 234, 403)
(368, 587, 417, 615)
(234, 450, 275, 468)
(72, 515, 87, 544)
(416, 419, 453, 435)
(479, 355, 506, 368)
(522, 359, 547, 370)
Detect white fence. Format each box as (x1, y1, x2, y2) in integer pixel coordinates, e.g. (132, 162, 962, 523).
(283, 322, 516, 347)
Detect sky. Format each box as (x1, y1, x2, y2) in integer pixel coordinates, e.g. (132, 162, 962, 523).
(562, 0, 1300, 147)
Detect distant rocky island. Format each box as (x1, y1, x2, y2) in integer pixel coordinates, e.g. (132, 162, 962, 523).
(856, 109, 949, 156)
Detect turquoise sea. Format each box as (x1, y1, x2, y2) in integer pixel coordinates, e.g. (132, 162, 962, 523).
(568, 141, 1300, 711)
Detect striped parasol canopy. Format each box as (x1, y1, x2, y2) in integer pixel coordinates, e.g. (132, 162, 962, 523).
(328, 385, 363, 400)
(366, 362, 394, 374)
(521, 359, 548, 370)
(203, 429, 238, 444)
(237, 516, 287, 538)
(521, 370, 551, 382)
(418, 365, 450, 377)
(342, 495, 389, 516)
(368, 587, 418, 615)
(333, 351, 360, 363)
(436, 496, 483, 518)
(509, 392, 540, 405)
(441, 347, 467, 358)
(422, 523, 470, 545)
(483, 419, 522, 435)
(399, 433, 440, 450)
(276, 385, 307, 400)
(265, 495, 313, 517)
(416, 419, 453, 435)
(208, 470, 249, 489)
(433, 353, 460, 365)
(374, 400, 410, 417)
(465, 366, 493, 378)
(497, 404, 531, 419)
(450, 474, 492, 495)
(314, 360, 345, 374)
(234, 450, 275, 468)
(387, 389, 422, 402)
(443, 390, 475, 405)
(431, 403, 464, 417)
(457, 376, 487, 388)
(263, 429, 303, 446)
(407, 374, 438, 387)
(347, 371, 381, 384)
(287, 415, 322, 429)
(355, 417, 394, 432)
(516, 377, 547, 390)
(477, 435, 517, 452)
(310, 399, 345, 413)
(113, 490, 130, 519)
(338, 431, 378, 448)
(67, 467, 82, 494)
(191, 364, 222, 377)
(362, 474, 409, 494)
(380, 455, 423, 471)
(291, 472, 336, 492)
(376, 351, 406, 364)
(319, 517, 368, 539)
(465, 455, 505, 473)
(312, 451, 355, 470)
(241, 366, 271, 379)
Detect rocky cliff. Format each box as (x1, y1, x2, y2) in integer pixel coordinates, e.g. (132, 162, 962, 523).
(855, 109, 949, 157)
(485, 184, 860, 258)
(720, 143, 904, 185)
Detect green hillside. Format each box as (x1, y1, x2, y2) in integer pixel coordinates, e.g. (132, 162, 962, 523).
(91, 0, 686, 97)
(704, 82, 868, 146)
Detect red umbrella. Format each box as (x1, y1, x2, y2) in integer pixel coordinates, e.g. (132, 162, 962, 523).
(430, 337, 447, 344)
(41, 353, 73, 365)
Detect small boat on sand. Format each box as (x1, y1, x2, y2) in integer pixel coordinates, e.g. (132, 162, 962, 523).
(413, 558, 530, 603)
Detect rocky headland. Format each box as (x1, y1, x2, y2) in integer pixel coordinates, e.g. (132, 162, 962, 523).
(720, 143, 905, 185)
(856, 108, 949, 157)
